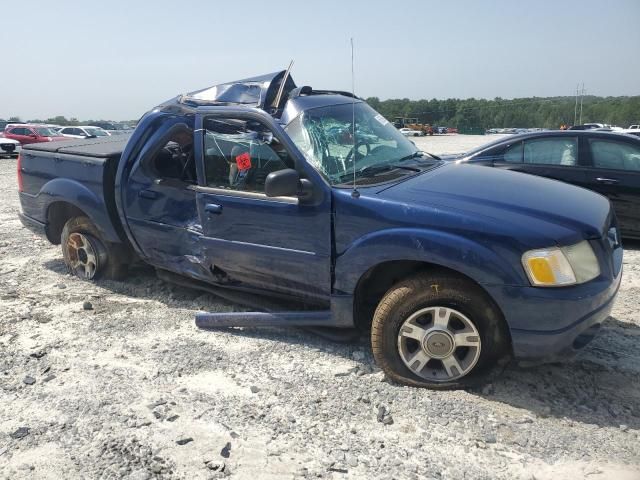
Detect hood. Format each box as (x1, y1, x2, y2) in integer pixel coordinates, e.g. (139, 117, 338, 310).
(0, 137, 19, 144)
(376, 163, 611, 246)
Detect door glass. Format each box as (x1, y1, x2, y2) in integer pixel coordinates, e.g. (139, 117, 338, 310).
(503, 142, 523, 163)
(589, 139, 640, 171)
(523, 137, 578, 166)
(150, 130, 197, 184)
(202, 118, 292, 193)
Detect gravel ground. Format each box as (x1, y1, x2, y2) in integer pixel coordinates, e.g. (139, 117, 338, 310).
(1, 136, 639, 480)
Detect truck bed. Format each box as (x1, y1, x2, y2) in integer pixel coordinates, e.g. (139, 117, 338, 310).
(22, 134, 130, 158)
(19, 135, 132, 244)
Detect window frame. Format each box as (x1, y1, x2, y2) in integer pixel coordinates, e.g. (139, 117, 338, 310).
(193, 107, 330, 207)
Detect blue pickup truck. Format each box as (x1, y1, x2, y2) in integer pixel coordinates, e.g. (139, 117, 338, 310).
(18, 71, 623, 388)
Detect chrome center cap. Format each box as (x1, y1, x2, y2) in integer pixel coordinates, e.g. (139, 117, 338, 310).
(422, 330, 455, 358)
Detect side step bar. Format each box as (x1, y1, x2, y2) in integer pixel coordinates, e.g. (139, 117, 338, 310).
(195, 311, 333, 329)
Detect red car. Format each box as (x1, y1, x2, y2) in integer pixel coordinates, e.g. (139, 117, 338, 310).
(3, 124, 68, 145)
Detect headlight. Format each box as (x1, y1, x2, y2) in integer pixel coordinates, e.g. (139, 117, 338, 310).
(522, 240, 600, 287)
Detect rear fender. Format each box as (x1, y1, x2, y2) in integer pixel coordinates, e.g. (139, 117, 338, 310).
(37, 178, 121, 243)
(334, 228, 526, 294)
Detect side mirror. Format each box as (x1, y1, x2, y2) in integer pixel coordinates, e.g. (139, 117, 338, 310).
(265, 168, 312, 199)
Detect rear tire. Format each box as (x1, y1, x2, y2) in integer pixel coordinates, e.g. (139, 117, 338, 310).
(371, 272, 509, 389)
(61, 216, 128, 280)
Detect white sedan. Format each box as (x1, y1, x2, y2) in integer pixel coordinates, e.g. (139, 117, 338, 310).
(0, 135, 20, 156)
(399, 128, 422, 137)
(58, 126, 111, 139)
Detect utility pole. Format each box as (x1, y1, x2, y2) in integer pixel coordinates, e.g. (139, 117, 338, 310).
(579, 83, 585, 125)
(574, 84, 579, 126)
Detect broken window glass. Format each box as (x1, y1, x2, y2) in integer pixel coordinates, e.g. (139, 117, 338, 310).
(203, 118, 292, 193)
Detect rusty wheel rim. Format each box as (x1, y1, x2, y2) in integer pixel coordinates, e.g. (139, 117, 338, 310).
(66, 232, 99, 279)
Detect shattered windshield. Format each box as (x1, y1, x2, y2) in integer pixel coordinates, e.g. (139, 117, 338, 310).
(285, 102, 427, 185)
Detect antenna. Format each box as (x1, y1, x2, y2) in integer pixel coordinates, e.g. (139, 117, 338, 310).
(350, 38, 360, 199)
(273, 59, 294, 111)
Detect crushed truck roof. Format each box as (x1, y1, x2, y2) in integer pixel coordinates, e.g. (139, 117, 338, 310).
(156, 70, 359, 121)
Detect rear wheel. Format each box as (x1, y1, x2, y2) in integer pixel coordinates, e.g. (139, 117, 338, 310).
(371, 273, 509, 389)
(61, 216, 128, 280)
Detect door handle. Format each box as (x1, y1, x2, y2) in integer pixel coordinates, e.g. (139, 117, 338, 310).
(596, 177, 619, 185)
(139, 189, 158, 199)
(205, 203, 223, 214)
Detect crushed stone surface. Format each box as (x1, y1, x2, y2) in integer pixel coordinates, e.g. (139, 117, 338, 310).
(1, 137, 639, 479)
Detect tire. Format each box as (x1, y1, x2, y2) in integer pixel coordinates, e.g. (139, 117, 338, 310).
(371, 272, 509, 389)
(61, 216, 128, 280)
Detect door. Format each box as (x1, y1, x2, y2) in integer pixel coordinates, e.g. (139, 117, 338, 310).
(121, 120, 205, 277)
(491, 135, 591, 189)
(194, 109, 332, 302)
(583, 137, 640, 237)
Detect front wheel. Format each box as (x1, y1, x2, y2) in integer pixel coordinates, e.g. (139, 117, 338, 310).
(61, 216, 128, 280)
(371, 273, 509, 389)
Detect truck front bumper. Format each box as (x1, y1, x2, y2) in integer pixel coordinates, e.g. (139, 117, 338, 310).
(485, 267, 622, 362)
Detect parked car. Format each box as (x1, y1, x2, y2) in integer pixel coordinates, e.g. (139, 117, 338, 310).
(399, 127, 422, 137)
(0, 135, 20, 156)
(449, 130, 640, 238)
(569, 123, 610, 131)
(58, 126, 111, 139)
(18, 71, 622, 389)
(90, 121, 133, 135)
(4, 124, 68, 145)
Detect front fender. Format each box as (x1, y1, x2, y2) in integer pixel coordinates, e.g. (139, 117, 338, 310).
(37, 177, 121, 243)
(334, 228, 526, 294)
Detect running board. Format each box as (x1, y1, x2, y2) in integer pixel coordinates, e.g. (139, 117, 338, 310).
(195, 311, 335, 329)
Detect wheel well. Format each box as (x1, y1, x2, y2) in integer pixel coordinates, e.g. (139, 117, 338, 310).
(353, 260, 508, 338)
(46, 202, 86, 244)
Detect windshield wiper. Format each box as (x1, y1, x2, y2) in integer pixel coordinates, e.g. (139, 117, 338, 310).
(334, 163, 418, 183)
(398, 151, 441, 162)
(357, 163, 420, 177)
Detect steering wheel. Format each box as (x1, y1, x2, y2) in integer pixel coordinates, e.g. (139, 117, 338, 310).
(344, 140, 371, 168)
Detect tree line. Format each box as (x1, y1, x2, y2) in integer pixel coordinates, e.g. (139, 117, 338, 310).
(3, 94, 638, 130)
(365, 95, 640, 130)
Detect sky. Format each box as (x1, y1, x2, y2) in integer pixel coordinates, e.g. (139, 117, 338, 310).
(1, 0, 638, 120)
